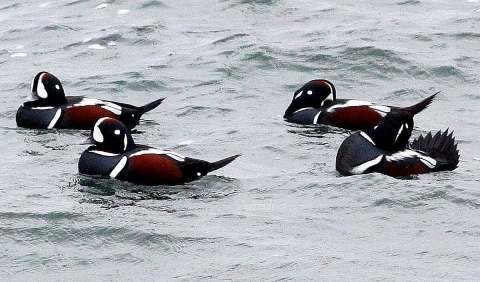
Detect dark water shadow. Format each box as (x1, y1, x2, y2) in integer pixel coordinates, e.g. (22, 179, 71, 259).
(74, 174, 242, 208)
(285, 122, 352, 139)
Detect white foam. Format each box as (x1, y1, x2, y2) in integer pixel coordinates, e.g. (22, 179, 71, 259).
(88, 44, 106, 50)
(11, 53, 27, 58)
(95, 3, 108, 9)
(117, 9, 131, 15)
(178, 140, 195, 146)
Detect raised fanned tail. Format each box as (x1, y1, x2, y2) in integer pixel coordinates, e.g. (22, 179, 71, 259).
(140, 98, 165, 113)
(404, 91, 439, 116)
(208, 154, 241, 172)
(410, 129, 459, 171)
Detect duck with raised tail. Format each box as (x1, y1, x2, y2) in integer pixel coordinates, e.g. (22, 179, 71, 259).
(79, 117, 241, 185)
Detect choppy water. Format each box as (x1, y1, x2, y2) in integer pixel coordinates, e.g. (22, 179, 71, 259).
(1, 0, 480, 281)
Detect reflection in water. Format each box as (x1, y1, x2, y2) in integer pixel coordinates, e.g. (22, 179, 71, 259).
(76, 175, 241, 208)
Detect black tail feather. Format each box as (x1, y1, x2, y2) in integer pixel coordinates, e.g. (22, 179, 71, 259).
(208, 154, 241, 172)
(140, 98, 165, 113)
(410, 129, 459, 171)
(404, 91, 439, 116)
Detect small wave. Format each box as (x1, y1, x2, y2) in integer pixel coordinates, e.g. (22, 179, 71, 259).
(175, 105, 233, 117)
(76, 174, 240, 203)
(0, 211, 84, 221)
(212, 33, 250, 45)
(373, 189, 451, 208)
(139, 1, 166, 9)
(132, 23, 164, 35)
(1, 222, 206, 253)
(42, 24, 76, 32)
(397, 0, 421, 5)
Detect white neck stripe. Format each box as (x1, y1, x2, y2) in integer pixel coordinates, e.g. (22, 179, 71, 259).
(110, 156, 127, 178)
(350, 155, 383, 174)
(47, 109, 62, 129)
(360, 131, 376, 146)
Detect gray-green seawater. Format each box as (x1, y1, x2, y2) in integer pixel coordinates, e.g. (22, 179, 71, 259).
(1, 0, 479, 281)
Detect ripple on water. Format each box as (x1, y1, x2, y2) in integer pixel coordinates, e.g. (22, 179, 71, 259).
(175, 105, 233, 118)
(76, 174, 241, 206)
(139, 1, 166, 9)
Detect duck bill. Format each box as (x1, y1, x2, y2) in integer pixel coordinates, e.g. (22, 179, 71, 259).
(26, 91, 38, 102)
(81, 136, 96, 145)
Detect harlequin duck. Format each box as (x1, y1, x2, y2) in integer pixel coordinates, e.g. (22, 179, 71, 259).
(284, 79, 438, 130)
(335, 111, 459, 177)
(78, 117, 241, 185)
(16, 71, 164, 130)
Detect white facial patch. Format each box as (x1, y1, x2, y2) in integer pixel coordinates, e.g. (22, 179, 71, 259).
(130, 149, 186, 162)
(37, 73, 48, 99)
(360, 131, 376, 145)
(92, 118, 108, 143)
(350, 155, 383, 174)
(307, 90, 313, 95)
(294, 90, 303, 99)
(114, 129, 120, 135)
(47, 109, 62, 129)
(110, 156, 127, 178)
(55, 84, 60, 90)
